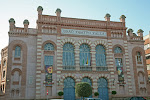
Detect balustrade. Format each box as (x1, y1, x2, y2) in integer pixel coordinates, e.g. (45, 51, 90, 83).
(62, 66, 108, 71)
(96, 66, 108, 71)
(62, 66, 75, 71)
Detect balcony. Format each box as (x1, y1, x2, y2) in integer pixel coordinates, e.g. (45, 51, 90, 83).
(62, 66, 108, 71)
(80, 66, 92, 71)
(62, 66, 75, 71)
(96, 66, 108, 71)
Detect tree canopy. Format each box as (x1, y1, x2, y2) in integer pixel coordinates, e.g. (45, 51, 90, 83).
(75, 82, 92, 99)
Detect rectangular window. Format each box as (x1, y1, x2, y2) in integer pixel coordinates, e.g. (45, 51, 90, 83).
(29, 76, 33, 84)
(80, 53, 91, 66)
(44, 56, 53, 66)
(115, 58, 123, 67)
(3, 71, 5, 78)
(115, 58, 124, 83)
(147, 65, 150, 70)
(144, 44, 150, 50)
(148, 75, 150, 81)
(146, 56, 150, 60)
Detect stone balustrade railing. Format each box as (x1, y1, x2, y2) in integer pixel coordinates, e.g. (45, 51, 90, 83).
(42, 15, 57, 22)
(132, 36, 141, 40)
(110, 22, 123, 27)
(42, 15, 124, 28)
(61, 18, 107, 27)
(14, 27, 24, 33)
(62, 66, 108, 71)
(111, 32, 124, 38)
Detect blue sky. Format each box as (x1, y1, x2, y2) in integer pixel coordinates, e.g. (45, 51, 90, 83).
(0, 0, 150, 59)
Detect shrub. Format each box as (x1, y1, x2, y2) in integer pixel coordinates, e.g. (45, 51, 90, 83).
(58, 91, 64, 96)
(75, 82, 92, 100)
(112, 91, 117, 95)
(94, 92, 99, 96)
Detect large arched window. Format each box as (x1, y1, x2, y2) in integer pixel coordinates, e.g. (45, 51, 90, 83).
(114, 47, 122, 53)
(15, 46, 21, 58)
(96, 45, 106, 66)
(82, 77, 92, 86)
(80, 44, 91, 66)
(82, 77, 92, 98)
(63, 43, 75, 66)
(44, 43, 54, 50)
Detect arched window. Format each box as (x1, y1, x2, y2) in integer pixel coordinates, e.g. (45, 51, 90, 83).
(44, 43, 54, 50)
(82, 77, 92, 86)
(96, 45, 106, 66)
(80, 44, 91, 66)
(63, 43, 75, 66)
(15, 46, 21, 58)
(137, 52, 142, 62)
(114, 47, 122, 53)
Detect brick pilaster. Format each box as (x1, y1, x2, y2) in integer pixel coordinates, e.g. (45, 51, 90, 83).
(35, 34, 42, 99)
(107, 39, 116, 96)
(124, 40, 133, 95)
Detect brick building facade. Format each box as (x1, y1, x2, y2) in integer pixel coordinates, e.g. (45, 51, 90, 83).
(144, 32, 150, 80)
(0, 6, 150, 100)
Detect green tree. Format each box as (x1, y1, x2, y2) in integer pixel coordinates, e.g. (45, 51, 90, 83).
(75, 82, 92, 100)
(94, 92, 99, 97)
(58, 91, 64, 98)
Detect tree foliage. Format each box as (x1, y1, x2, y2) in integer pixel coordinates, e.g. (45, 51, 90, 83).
(75, 82, 92, 99)
(94, 92, 99, 96)
(112, 91, 117, 95)
(58, 91, 64, 96)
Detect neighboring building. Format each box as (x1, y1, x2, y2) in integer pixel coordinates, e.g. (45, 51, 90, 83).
(0, 46, 8, 96)
(0, 6, 150, 100)
(144, 32, 150, 80)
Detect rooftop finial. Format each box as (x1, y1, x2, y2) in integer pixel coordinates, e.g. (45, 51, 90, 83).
(120, 15, 126, 23)
(23, 19, 29, 25)
(104, 13, 111, 21)
(55, 8, 62, 13)
(137, 29, 144, 33)
(127, 28, 133, 33)
(37, 6, 43, 11)
(105, 13, 111, 18)
(120, 15, 126, 19)
(9, 18, 15, 24)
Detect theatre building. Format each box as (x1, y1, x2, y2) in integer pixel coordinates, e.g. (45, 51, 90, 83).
(0, 6, 150, 100)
